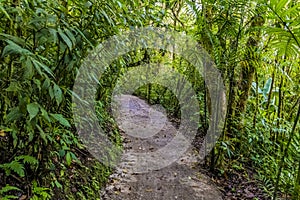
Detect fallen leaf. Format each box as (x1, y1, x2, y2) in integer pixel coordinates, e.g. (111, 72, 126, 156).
(0, 130, 6, 137)
(19, 195, 27, 200)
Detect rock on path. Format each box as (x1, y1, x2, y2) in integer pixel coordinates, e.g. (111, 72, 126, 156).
(101, 95, 222, 200)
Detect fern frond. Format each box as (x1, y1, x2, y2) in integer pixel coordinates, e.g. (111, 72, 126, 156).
(16, 155, 38, 165)
(8, 161, 25, 177)
(0, 185, 21, 194)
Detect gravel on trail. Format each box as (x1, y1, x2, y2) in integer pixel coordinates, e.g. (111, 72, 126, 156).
(101, 95, 223, 200)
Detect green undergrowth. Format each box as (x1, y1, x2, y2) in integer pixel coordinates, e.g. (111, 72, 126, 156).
(0, 101, 122, 199)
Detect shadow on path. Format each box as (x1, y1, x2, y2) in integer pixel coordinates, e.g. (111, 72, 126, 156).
(101, 95, 222, 200)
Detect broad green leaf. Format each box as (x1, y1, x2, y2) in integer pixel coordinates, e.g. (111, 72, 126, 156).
(53, 84, 63, 105)
(1, 40, 31, 57)
(54, 180, 63, 189)
(263, 78, 272, 98)
(2, 41, 23, 56)
(70, 152, 81, 164)
(31, 59, 54, 78)
(27, 103, 39, 121)
(48, 28, 58, 43)
(42, 78, 51, 90)
(65, 28, 76, 47)
(6, 107, 22, 122)
(252, 82, 263, 94)
(49, 86, 54, 100)
(40, 108, 51, 122)
(59, 149, 65, 157)
(29, 57, 43, 76)
(73, 27, 93, 47)
(0, 33, 26, 47)
(50, 113, 71, 127)
(65, 152, 72, 166)
(58, 28, 73, 50)
(23, 56, 34, 79)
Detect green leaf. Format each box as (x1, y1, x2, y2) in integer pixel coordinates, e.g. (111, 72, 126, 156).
(65, 152, 72, 166)
(53, 84, 63, 105)
(40, 108, 51, 122)
(48, 28, 58, 43)
(0, 5, 12, 22)
(0, 185, 21, 194)
(12, 130, 17, 148)
(29, 129, 35, 141)
(59, 149, 65, 157)
(36, 124, 47, 144)
(29, 57, 43, 76)
(33, 78, 41, 91)
(275, 0, 289, 12)
(23, 56, 34, 79)
(8, 161, 25, 177)
(0, 33, 25, 46)
(31, 58, 54, 78)
(2, 195, 20, 199)
(263, 78, 272, 98)
(27, 103, 40, 121)
(42, 78, 51, 90)
(6, 107, 22, 122)
(50, 113, 71, 127)
(70, 152, 81, 164)
(252, 82, 263, 94)
(65, 28, 76, 47)
(54, 180, 62, 189)
(17, 155, 38, 165)
(5, 82, 20, 92)
(48, 85, 54, 100)
(1, 40, 31, 57)
(73, 27, 93, 47)
(58, 28, 73, 50)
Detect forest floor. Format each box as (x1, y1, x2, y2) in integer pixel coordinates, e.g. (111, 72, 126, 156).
(101, 94, 271, 200)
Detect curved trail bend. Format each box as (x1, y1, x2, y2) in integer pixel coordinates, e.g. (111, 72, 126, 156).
(101, 95, 222, 200)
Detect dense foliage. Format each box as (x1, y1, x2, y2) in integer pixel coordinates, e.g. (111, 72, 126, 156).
(0, 0, 299, 199)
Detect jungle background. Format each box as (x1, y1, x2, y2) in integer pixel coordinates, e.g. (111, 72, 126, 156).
(0, 0, 299, 199)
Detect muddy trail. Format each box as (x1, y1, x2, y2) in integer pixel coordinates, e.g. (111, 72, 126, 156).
(101, 95, 222, 200)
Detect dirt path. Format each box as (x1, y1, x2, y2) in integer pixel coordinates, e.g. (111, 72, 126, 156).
(101, 95, 222, 200)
